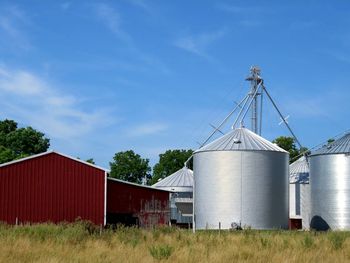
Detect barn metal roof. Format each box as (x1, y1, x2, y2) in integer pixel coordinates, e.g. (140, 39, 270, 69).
(195, 127, 288, 153)
(107, 177, 172, 192)
(152, 167, 193, 192)
(311, 133, 350, 156)
(289, 156, 309, 184)
(0, 150, 109, 172)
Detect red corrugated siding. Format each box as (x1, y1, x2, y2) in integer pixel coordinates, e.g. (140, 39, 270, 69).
(0, 153, 105, 225)
(107, 179, 170, 227)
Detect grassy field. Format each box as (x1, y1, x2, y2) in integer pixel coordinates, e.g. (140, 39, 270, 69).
(1, 223, 350, 263)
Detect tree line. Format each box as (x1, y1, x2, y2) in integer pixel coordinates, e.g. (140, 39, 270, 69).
(0, 119, 308, 185)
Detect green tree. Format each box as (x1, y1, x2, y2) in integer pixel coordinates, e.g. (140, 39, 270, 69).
(0, 119, 50, 164)
(151, 149, 193, 185)
(86, 158, 95, 164)
(272, 136, 300, 162)
(109, 150, 151, 184)
(327, 138, 335, 144)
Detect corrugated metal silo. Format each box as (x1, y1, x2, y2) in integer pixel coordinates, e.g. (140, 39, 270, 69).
(289, 156, 311, 229)
(153, 167, 193, 224)
(194, 127, 289, 230)
(310, 133, 350, 230)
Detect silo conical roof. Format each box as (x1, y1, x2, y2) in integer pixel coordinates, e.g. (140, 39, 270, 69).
(152, 167, 193, 192)
(195, 127, 288, 153)
(311, 133, 350, 156)
(289, 156, 309, 183)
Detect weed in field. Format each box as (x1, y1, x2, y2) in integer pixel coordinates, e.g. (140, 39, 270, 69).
(149, 245, 173, 260)
(282, 238, 289, 249)
(328, 232, 347, 250)
(260, 237, 270, 248)
(116, 226, 141, 247)
(176, 231, 182, 241)
(302, 235, 314, 249)
(152, 229, 160, 240)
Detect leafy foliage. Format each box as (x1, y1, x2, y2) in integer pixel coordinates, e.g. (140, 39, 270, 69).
(109, 150, 151, 184)
(149, 244, 173, 260)
(0, 119, 50, 164)
(272, 136, 308, 163)
(327, 138, 335, 144)
(151, 149, 193, 185)
(85, 158, 95, 164)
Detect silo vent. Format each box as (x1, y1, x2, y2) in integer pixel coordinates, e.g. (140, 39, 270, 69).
(233, 138, 241, 144)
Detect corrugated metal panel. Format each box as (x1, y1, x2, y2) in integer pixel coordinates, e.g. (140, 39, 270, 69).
(290, 156, 309, 183)
(0, 152, 105, 225)
(289, 183, 311, 229)
(312, 133, 350, 156)
(310, 154, 350, 230)
(194, 150, 289, 230)
(195, 127, 287, 153)
(289, 156, 311, 229)
(107, 178, 170, 227)
(153, 167, 193, 192)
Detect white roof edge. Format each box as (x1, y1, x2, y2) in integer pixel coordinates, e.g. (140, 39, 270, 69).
(154, 185, 193, 192)
(107, 177, 173, 192)
(0, 150, 110, 172)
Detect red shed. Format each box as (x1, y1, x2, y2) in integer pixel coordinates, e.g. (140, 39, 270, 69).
(107, 178, 170, 227)
(0, 151, 107, 226)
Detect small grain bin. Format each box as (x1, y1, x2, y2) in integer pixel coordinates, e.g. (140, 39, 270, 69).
(289, 156, 311, 229)
(153, 167, 193, 225)
(310, 133, 350, 230)
(193, 127, 289, 230)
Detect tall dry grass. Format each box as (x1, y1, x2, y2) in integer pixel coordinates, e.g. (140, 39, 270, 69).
(1, 223, 350, 263)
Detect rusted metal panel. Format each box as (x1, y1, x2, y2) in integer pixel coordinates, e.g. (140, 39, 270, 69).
(107, 179, 170, 227)
(0, 152, 105, 225)
(289, 218, 302, 230)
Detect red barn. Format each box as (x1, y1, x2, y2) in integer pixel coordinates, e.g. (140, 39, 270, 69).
(0, 151, 170, 227)
(0, 151, 107, 226)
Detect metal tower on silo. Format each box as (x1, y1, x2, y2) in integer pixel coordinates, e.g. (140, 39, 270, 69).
(246, 66, 263, 135)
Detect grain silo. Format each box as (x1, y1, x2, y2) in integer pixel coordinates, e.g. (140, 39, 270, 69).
(194, 127, 289, 230)
(310, 133, 350, 230)
(289, 156, 311, 229)
(153, 167, 193, 226)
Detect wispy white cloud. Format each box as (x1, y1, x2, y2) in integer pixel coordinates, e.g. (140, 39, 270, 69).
(216, 3, 263, 27)
(289, 20, 317, 30)
(95, 3, 132, 43)
(174, 29, 227, 59)
(216, 3, 247, 14)
(216, 3, 267, 15)
(282, 89, 350, 121)
(91, 3, 171, 75)
(239, 20, 262, 27)
(128, 122, 168, 137)
(124, 0, 151, 12)
(61, 2, 71, 11)
(320, 49, 350, 64)
(0, 5, 31, 50)
(284, 97, 330, 118)
(0, 66, 115, 139)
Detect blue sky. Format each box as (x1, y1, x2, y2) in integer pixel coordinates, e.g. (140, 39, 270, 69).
(0, 1, 349, 168)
